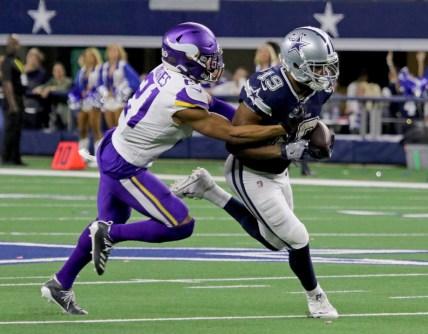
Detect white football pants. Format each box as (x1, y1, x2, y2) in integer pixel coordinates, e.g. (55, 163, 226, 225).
(225, 154, 309, 250)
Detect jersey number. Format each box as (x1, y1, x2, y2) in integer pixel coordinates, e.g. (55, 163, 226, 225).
(257, 70, 283, 91)
(125, 75, 160, 128)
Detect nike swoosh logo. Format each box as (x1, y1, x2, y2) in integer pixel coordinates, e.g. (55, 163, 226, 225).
(191, 87, 202, 93)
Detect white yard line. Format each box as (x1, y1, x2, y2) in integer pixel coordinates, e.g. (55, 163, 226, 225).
(1, 273, 428, 287)
(186, 285, 269, 289)
(390, 296, 428, 299)
(3, 231, 428, 237)
(0, 312, 427, 325)
(1, 168, 428, 189)
(287, 290, 367, 294)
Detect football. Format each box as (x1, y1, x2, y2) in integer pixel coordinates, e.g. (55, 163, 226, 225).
(309, 121, 332, 149)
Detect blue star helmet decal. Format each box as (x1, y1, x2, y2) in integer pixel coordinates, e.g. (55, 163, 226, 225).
(288, 34, 310, 54)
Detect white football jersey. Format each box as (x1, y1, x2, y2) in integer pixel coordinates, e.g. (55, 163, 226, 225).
(112, 64, 209, 167)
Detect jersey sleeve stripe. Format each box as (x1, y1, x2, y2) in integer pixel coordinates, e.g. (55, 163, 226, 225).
(174, 101, 198, 108)
(176, 87, 209, 110)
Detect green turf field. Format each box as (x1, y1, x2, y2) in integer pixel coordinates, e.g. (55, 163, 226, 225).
(0, 157, 427, 334)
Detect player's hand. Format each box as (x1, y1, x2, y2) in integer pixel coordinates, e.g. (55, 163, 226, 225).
(280, 105, 305, 136)
(280, 139, 308, 160)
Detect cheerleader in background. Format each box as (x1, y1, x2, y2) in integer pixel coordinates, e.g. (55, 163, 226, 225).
(68, 48, 103, 167)
(98, 44, 140, 129)
(253, 43, 279, 72)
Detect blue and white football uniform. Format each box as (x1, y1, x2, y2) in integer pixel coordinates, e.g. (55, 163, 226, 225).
(225, 67, 331, 250)
(237, 66, 331, 174)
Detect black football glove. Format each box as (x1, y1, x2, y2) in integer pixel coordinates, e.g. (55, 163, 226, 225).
(280, 105, 306, 137)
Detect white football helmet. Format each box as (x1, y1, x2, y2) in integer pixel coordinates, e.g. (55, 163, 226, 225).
(280, 26, 339, 92)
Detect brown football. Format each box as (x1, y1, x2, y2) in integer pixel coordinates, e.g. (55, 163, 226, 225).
(309, 121, 332, 148)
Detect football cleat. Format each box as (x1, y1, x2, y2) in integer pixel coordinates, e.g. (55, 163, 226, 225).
(170, 167, 215, 199)
(89, 220, 114, 275)
(306, 291, 339, 319)
(41, 276, 88, 315)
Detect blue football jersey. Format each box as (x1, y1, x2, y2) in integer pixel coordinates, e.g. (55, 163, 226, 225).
(236, 66, 331, 173)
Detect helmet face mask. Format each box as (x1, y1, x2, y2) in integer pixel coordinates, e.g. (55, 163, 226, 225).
(162, 22, 224, 82)
(280, 26, 339, 92)
(198, 48, 224, 82)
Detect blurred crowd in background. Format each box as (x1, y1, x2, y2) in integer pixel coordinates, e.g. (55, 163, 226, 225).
(1, 39, 428, 145)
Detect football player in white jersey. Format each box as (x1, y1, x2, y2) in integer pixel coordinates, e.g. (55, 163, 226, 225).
(171, 27, 340, 319)
(41, 22, 287, 315)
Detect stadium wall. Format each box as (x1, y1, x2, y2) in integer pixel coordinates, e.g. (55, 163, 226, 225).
(1, 0, 428, 51)
(0, 130, 406, 166)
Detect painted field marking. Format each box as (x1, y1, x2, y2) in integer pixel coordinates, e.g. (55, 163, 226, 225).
(1, 273, 428, 287)
(186, 284, 269, 289)
(390, 296, 428, 299)
(1, 168, 428, 189)
(0, 312, 427, 325)
(1, 242, 427, 266)
(287, 290, 367, 295)
(2, 231, 428, 238)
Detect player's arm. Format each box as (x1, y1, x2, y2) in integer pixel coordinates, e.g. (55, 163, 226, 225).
(173, 106, 286, 144)
(227, 103, 307, 160)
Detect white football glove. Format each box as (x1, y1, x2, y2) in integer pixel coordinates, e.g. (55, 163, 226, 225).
(281, 140, 308, 160)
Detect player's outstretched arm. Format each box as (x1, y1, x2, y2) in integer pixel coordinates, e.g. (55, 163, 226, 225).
(173, 108, 285, 144)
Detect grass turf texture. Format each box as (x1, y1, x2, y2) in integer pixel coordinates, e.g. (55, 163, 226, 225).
(0, 156, 427, 333)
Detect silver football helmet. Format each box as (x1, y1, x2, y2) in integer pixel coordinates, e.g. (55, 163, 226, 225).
(280, 26, 339, 92)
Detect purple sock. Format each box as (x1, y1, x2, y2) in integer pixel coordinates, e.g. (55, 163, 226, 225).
(56, 227, 92, 290)
(109, 218, 195, 243)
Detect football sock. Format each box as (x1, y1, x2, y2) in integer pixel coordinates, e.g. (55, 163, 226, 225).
(306, 283, 323, 298)
(109, 218, 195, 243)
(288, 244, 318, 291)
(203, 183, 232, 208)
(223, 197, 278, 251)
(56, 227, 92, 290)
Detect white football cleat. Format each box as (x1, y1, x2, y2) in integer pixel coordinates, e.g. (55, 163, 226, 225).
(306, 291, 339, 319)
(170, 167, 215, 199)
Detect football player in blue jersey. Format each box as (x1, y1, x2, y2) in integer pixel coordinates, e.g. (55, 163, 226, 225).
(40, 22, 288, 315)
(172, 26, 339, 319)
